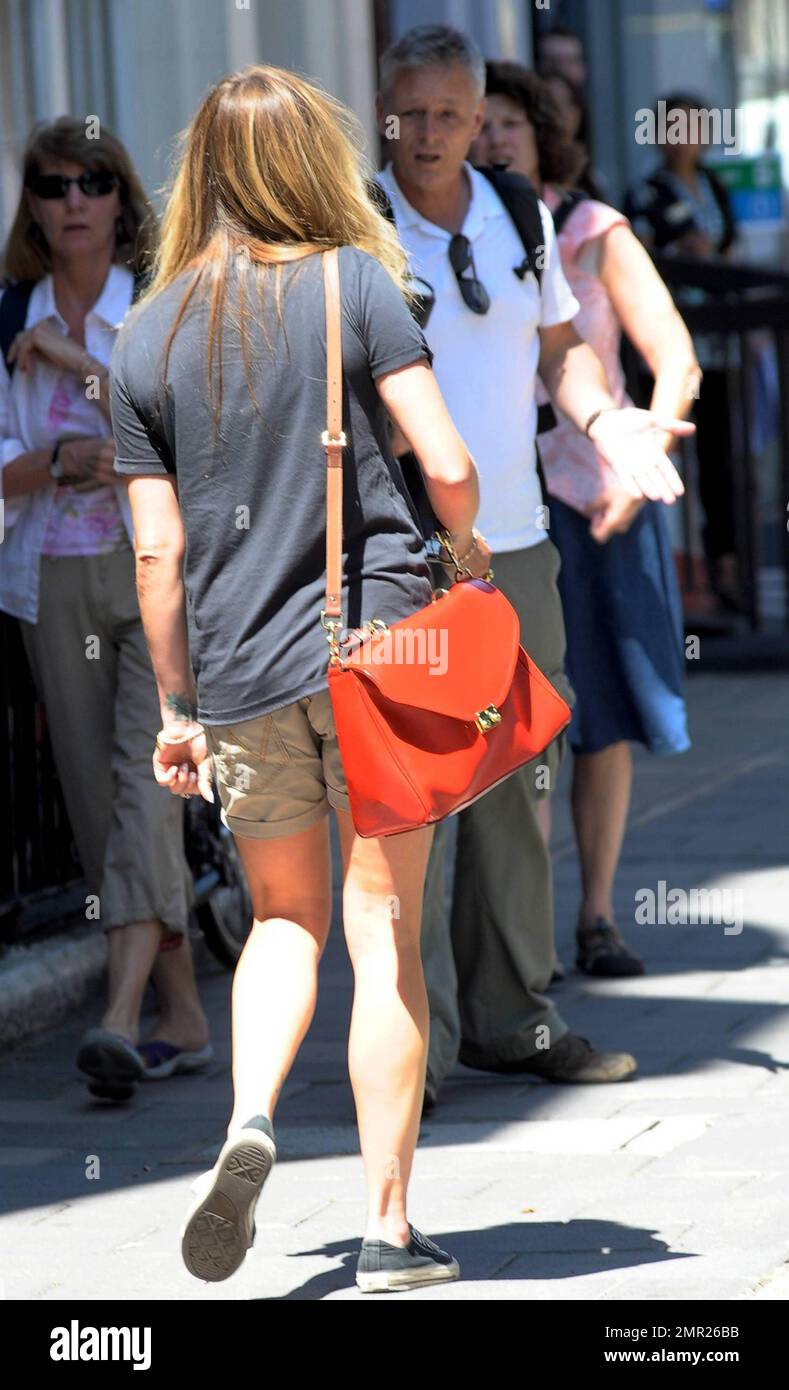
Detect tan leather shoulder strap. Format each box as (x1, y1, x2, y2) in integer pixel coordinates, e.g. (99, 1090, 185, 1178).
(322, 248, 345, 620)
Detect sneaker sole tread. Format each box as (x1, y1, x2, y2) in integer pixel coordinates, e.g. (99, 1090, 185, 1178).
(181, 1133, 275, 1282)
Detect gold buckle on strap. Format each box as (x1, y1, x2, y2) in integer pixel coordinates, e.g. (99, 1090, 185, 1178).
(321, 430, 347, 450)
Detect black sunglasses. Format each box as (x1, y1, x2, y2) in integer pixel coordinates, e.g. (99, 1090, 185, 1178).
(448, 234, 490, 315)
(28, 171, 120, 200)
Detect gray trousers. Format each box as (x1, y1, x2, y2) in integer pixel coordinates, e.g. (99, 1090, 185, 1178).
(421, 540, 575, 1087)
(19, 548, 194, 939)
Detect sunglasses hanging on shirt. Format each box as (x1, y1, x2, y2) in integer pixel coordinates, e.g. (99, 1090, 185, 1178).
(28, 171, 120, 200)
(448, 235, 538, 312)
(448, 234, 491, 315)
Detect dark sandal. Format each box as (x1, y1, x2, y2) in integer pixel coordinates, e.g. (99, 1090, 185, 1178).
(576, 919, 645, 978)
(77, 1027, 144, 1100)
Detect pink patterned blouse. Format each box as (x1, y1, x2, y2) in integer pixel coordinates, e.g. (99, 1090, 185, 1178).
(40, 370, 127, 556)
(535, 187, 633, 515)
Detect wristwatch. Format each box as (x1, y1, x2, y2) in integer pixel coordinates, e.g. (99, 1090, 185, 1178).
(48, 441, 68, 485)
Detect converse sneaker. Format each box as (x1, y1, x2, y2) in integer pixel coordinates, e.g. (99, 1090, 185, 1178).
(181, 1115, 276, 1282)
(356, 1223, 460, 1293)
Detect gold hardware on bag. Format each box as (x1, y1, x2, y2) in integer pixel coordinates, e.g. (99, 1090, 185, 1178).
(321, 430, 347, 449)
(321, 610, 344, 667)
(475, 704, 502, 733)
(365, 618, 389, 634)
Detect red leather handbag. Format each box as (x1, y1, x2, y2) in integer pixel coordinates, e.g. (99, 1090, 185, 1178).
(319, 248, 571, 838)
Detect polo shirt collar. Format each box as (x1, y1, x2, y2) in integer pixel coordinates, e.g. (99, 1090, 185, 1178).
(28, 262, 134, 330)
(379, 161, 503, 242)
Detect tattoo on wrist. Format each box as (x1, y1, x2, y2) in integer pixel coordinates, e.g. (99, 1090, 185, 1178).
(165, 692, 198, 722)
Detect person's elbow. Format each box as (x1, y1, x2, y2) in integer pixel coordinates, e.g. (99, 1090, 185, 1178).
(133, 522, 185, 570)
(421, 447, 478, 489)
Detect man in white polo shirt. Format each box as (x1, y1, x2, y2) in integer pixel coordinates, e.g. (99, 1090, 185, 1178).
(375, 25, 692, 1106)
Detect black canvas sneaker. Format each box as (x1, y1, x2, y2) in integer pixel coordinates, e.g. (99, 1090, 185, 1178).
(356, 1223, 460, 1292)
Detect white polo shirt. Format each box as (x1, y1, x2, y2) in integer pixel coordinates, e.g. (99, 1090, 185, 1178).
(377, 161, 579, 552)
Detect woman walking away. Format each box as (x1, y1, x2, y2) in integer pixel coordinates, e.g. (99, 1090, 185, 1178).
(110, 65, 490, 1293)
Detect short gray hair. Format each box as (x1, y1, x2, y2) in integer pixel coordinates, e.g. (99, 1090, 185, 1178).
(379, 24, 486, 99)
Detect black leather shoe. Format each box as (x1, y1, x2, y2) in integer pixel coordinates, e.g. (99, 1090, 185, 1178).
(576, 919, 645, 977)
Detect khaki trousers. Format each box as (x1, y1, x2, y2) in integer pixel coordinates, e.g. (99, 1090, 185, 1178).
(18, 548, 194, 938)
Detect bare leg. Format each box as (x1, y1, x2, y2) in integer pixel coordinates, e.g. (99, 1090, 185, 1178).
(146, 931, 211, 1052)
(571, 742, 632, 931)
(336, 809, 434, 1248)
(223, 818, 333, 1134)
(101, 920, 163, 1045)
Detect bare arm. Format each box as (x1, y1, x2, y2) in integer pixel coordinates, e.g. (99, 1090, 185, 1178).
(375, 360, 481, 555)
(126, 473, 196, 729)
(125, 472, 213, 799)
(538, 319, 694, 524)
(599, 223, 701, 453)
(2, 448, 55, 498)
(537, 320, 618, 436)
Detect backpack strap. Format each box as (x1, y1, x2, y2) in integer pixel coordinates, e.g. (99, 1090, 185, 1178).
(373, 169, 547, 291)
(551, 187, 590, 237)
(477, 166, 545, 291)
(0, 280, 35, 377)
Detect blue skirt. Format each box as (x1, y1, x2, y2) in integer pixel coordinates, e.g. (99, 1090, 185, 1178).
(548, 496, 690, 757)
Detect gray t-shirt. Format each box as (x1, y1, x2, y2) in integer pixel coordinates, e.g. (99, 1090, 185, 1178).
(110, 246, 434, 724)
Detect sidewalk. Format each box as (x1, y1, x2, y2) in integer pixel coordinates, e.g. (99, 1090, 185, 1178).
(2, 668, 788, 1301)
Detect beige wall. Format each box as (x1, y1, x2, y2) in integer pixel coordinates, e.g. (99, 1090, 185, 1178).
(0, 0, 380, 232)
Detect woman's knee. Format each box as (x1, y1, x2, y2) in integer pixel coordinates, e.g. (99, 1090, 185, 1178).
(343, 887, 423, 964)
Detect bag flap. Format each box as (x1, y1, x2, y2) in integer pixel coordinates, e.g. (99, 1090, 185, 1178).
(341, 579, 520, 720)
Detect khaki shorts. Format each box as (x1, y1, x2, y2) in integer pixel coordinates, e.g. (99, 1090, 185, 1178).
(204, 687, 351, 840)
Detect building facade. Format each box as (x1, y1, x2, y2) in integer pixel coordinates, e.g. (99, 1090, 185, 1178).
(2, 0, 787, 233)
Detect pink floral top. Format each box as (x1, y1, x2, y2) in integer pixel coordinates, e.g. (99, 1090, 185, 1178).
(40, 370, 127, 556)
(535, 187, 632, 515)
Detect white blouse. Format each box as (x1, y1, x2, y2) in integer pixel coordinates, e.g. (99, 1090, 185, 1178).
(0, 263, 136, 622)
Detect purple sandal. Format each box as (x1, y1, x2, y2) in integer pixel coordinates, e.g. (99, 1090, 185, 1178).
(138, 1039, 214, 1079)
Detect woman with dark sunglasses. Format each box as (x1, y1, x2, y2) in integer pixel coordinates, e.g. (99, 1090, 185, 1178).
(0, 117, 211, 1099)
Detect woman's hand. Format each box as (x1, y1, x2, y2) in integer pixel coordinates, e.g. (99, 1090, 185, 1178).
(7, 323, 102, 378)
(153, 728, 214, 802)
(588, 488, 646, 544)
(58, 437, 119, 486)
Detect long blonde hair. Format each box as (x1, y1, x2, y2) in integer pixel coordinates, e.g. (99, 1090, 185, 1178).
(141, 65, 412, 424)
